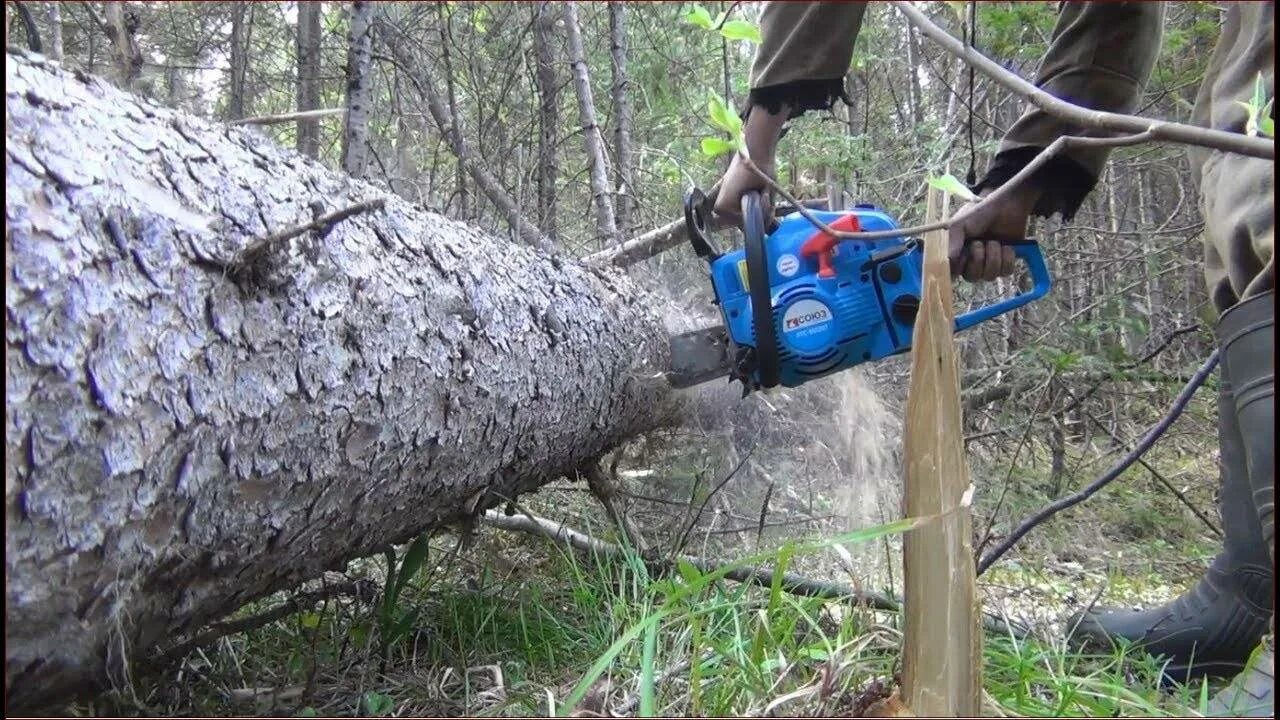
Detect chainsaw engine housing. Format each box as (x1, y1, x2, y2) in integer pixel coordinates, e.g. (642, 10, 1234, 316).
(708, 204, 926, 388)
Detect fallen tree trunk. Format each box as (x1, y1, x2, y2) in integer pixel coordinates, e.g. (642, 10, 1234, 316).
(4, 50, 676, 711)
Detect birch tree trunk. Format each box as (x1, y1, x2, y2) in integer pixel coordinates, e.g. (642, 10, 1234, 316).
(295, 1, 323, 158)
(103, 2, 142, 88)
(533, 1, 560, 242)
(608, 2, 634, 234)
(45, 1, 63, 62)
(563, 1, 620, 247)
(4, 50, 676, 712)
(342, 0, 374, 178)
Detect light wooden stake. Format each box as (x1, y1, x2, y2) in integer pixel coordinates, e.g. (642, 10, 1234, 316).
(901, 188, 982, 716)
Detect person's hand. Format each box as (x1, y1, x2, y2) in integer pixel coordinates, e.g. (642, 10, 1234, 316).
(712, 104, 789, 226)
(713, 152, 774, 224)
(946, 185, 1041, 283)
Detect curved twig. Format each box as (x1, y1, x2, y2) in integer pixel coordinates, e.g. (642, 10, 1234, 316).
(976, 350, 1220, 575)
(739, 131, 1157, 242)
(894, 2, 1273, 160)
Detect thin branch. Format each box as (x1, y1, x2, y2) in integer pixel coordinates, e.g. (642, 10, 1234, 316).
(231, 108, 346, 127)
(148, 581, 376, 667)
(481, 509, 1031, 638)
(581, 460, 650, 557)
(1120, 324, 1201, 370)
(581, 187, 827, 268)
(482, 509, 896, 610)
(894, 2, 1273, 160)
(740, 131, 1157, 242)
(375, 31, 552, 252)
(977, 350, 1220, 575)
(711, 1, 743, 30)
(1077, 406, 1222, 538)
(229, 198, 386, 272)
(582, 180, 723, 267)
(670, 446, 753, 558)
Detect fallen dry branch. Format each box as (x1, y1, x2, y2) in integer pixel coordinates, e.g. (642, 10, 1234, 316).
(149, 580, 378, 668)
(230, 107, 346, 126)
(481, 509, 898, 611)
(222, 198, 387, 277)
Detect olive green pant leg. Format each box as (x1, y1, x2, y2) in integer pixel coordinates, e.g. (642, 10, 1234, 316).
(1190, 2, 1275, 312)
(751, 2, 867, 91)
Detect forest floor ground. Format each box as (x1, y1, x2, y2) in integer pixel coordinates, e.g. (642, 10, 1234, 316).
(78, 385, 1230, 718)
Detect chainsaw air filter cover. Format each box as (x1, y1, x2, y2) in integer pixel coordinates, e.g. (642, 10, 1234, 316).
(708, 204, 924, 388)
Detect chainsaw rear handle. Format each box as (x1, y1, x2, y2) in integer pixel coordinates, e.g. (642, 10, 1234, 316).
(742, 190, 781, 389)
(953, 239, 1052, 332)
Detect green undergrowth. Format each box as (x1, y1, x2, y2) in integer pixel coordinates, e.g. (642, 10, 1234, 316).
(79, 398, 1227, 717)
(84, 512, 1217, 718)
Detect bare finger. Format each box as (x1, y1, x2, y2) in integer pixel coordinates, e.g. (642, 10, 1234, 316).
(982, 240, 1003, 281)
(963, 241, 986, 282)
(999, 245, 1017, 278)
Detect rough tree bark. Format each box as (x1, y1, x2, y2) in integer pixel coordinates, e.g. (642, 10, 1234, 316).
(341, 0, 373, 178)
(607, 2, 634, 235)
(295, 0, 323, 158)
(563, 2, 620, 247)
(532, 1, 560, 243)
(4, 50, 676, 712)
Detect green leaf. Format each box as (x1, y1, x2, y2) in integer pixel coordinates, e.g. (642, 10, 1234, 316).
(926, 173, 979, 202)
(349, 621, 370, 647)
(700, 137, 738, 158)
(706, 94, 741, 135)
(362, 691, 394, 717)
(1251, 72, 1267, 117)
(299, 707, 318, 718)
(1235, 101, 1260, 137)
(639, 619, 658, 717)
(1260, 98, 1274, 138)
(684, 5, 713, 29)
(718, 19, 762, 43)
(299, 612, 321, 629)
(676, 558, 703, 584)
(559, 610, 671, 716)
(379, 548, 398, 619)
(393, 532, 431, 603)
(389, 608, 419, 645)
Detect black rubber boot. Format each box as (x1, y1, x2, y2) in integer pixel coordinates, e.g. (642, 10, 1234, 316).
(1217, 290, 1274, 562)
(1067, 293, 1275, 682)
(1208, 291, 1275, 717)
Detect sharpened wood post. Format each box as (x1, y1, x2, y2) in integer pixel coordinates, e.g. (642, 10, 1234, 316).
(901, 188, 982, 715)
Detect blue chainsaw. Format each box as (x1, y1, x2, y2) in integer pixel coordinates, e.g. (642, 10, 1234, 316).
(667, 188, 1052, 393)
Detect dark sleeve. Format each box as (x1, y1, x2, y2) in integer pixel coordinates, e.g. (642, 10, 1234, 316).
(748, 2, 869, 119)
(975, 2, 1165, 219)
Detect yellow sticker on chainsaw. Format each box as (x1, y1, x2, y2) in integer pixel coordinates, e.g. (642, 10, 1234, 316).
(737, 259, 749, 290)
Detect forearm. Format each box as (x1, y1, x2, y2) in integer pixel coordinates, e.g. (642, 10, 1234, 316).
(977, 2, 1165, 219)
